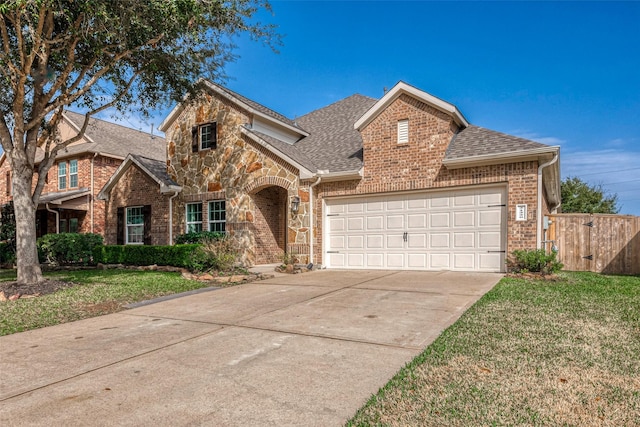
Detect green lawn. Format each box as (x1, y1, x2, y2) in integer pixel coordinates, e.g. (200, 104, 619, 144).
(347, 272, 640, 426)
(0, 269, 217, 336)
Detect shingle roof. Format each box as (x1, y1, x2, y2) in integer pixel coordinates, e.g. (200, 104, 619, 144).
(38, 187, 90, 205)
(215, 85, 304, 131)
(130, 154, 179, 187)
(445, 125, 550, 160)
(245, 129, 317, 172)
(59, 111, 166, 161)
(294, 94, 377, 172)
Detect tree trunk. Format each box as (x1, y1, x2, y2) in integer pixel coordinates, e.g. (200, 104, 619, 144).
(12, 167, 43, 285)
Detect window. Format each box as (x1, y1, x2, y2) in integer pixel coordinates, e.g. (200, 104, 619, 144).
(397, 119, 409, 144)
(59, 218, 68, 233)
(58, 162, 67, 189)
(69, 218, 79, 233)
(192, 122, 217, 152)
(186, 203, 203, 232)
(208, 200, 226, 232)
(69, 159, 78, 188)
(126, 206, 144, 244)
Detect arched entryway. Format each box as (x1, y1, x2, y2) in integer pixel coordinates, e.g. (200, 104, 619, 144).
(252, 185, 288, 264)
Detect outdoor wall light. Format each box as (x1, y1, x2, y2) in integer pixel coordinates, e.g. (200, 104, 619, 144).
(291, 196, 300, 214)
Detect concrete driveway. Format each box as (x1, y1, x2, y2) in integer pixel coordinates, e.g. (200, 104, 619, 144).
(0, 270, 501, 426)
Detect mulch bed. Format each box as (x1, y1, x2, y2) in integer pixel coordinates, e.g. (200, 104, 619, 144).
(0, 280, 77, 299)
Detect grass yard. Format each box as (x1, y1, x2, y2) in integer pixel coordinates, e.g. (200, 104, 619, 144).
(0, 269, 218, 336)
(347, 272, 640, 426)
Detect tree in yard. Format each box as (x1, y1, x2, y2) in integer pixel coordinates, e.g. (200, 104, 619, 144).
(0, 0, 276, 284)
(560, 176, 619, 214)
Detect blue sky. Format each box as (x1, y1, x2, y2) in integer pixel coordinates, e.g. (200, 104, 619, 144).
(117, 1, 640, 215)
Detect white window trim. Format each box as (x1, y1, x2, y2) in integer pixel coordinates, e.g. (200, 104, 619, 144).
(397, 119, 409, 144)
(199, 123, 215, 150)
(208, 200, 226, 233)
(58, 161, 67, 190)
(125, 206, 144, 245)
(186, 202, 203, 233)
(69, 159, 78, 188)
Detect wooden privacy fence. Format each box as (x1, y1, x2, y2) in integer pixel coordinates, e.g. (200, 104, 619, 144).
(547, 214, 640, 275)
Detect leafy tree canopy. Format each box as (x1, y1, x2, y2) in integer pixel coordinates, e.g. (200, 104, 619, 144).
(560, 177, 619, 214)
(0, 0, 277, 284)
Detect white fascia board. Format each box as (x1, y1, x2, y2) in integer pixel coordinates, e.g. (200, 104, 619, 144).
(240, 128, 315, 179)
(443, 146, 560, 169)
(316, 168, 363, 182)
(158, 102, 185, 133)
(48, 189, 91, 205)
(354, 81, 470, 131)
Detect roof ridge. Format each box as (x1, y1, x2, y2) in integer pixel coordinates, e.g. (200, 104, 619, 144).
(64, 110, 164, 140)
(297, 93, 378, 120)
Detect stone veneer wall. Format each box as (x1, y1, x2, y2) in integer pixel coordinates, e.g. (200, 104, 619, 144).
(166, 93, 311, 265)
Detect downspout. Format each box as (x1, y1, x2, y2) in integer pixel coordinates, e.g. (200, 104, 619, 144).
(90, 153, 98, 233)
(308, 176, 322, 265)
(537, 151, 559, 249)
(168, 191, 179, 245)
(46, 203, 59, 234)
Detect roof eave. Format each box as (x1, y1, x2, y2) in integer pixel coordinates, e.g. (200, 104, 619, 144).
(354, 81, 470, 131)
(240, 128, 315, 179)
(316, 168, 363, 182)
(443, 146, 560, 169)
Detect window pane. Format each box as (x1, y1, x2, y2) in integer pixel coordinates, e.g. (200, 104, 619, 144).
(69, 218, 78, 233)
(126, 206, 145, 244)
(186, 203, 203, 232)
(200, 124, 214, 149)
(58, 162, 67, 189)
(69, 160, 78, 187)
(208, 200, 226, 232)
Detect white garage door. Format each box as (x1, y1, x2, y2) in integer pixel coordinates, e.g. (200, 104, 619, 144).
(325, 186, 506, 272)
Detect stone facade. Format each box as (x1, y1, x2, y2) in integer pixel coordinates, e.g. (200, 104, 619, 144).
(165, 94, 310, 265)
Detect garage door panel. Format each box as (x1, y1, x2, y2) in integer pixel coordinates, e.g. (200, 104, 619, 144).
(454, 211, 475, 227)
(454, 253, 475, 269)
(367, 235, 383, 249)
(347, 235, 364, 249)
(479, 210, 501, 227)
(407, 233, 427, 248)
(430, 212, 449, 228)
(366, 215, 384, 230)
(430, 233, 450, 248)
(326, 186, 505, 272)
(366, 253, 384, 268)
(386, 253, 405, 268)
(430, 253, 450, 269)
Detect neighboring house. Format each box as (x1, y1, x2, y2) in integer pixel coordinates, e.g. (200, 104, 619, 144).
(98, 80, 561, 272)
(0, 111, 165, 238)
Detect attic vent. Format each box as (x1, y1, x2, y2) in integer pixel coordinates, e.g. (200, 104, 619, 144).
(397, 119, 409, 144)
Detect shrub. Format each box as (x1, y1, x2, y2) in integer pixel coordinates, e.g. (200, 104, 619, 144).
(38, 233, 104, 265)
(0, 241, 16, 266)
(93, 244, 201, 269)
(199, 237, 239, 271)
(508, 249, 563, 275)
(174, 231, 225, 244)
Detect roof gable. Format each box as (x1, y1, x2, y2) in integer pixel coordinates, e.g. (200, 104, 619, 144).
(354, 81, 469, 131)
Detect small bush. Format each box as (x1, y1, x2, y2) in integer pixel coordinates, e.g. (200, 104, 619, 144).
(508, 249, 563, 275)
(0, 241, 16, 266)
(37, 233, 104, 265)
(199, 237, 239, 271)
(175, 231, 225, 244)
(93, 244, 201, 269)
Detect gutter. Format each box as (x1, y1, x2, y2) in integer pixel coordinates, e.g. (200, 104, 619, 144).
(308, 176, 322, 264)
(46, 203, 59, 234)
(537, 151, 559, 249)
(90, 153, 98, 233)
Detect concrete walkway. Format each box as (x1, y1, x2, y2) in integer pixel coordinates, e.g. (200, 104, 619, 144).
(0, 270, 501, 426)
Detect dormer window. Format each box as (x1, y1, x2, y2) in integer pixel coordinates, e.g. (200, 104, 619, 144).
(192, 122, 217, 152)
(397, 119, 409, 144)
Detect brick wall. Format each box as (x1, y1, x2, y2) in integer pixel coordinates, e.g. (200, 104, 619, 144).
(311, 95, 542, 265)
(104, 164, 170, 245)
(252, 186, 287, 264)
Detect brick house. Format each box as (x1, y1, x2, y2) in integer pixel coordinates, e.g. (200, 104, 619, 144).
(0, 111, 165, 238)
(99, 80, 560, 272)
